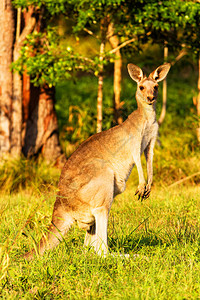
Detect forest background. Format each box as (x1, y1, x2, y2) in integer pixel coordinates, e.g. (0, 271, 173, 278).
(0, 1, 200, 299)
(0, 0, 200, 162)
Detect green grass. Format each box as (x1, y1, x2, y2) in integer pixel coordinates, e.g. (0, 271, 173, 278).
(0, 181, 200, 299)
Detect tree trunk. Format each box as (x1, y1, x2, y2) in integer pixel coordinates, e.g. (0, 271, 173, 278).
(10, 7, 37, 157)
(97, 64, 104, 133)
(158, 43, 168, 126)
(196, 54, 200, 142)
(0, 4, 62, 161)
(20, 8, 63, 163)
(0, 0, 14, 155)
(97, 42, 104, 133)
(11, 8, 22, 157)
(23, 85, 62, 162)
(37, 87, 62, 162)
(96, 18, 108, 133)
(108, 23, 123, 125)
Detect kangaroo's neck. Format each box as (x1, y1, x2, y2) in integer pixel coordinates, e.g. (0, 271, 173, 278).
(136, 101, 156, 121)
(123, 101, 156, 134)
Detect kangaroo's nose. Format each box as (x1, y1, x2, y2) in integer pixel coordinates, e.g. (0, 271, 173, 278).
(147, 96, 155, 102)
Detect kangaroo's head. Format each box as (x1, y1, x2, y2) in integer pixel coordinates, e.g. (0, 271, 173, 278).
(127, 63, 171, 106)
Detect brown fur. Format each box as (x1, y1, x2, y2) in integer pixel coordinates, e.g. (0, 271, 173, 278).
(25, 63, 171, 259)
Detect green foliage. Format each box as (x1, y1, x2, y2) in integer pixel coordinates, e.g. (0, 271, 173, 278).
(12, 0, 130, 87)
(12, 28, 98, 87)
(134, 0, 200, 53)
(12, 0, 200, 88)
(13, 0, 71, 13)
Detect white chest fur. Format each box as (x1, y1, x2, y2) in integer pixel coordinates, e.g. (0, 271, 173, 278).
(141, 120, 158, 154)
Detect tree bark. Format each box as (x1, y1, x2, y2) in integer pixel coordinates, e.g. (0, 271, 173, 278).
(11, 8, 36, 157)
(22, 70, 30, 148)
(97, 53, 104, 133)
(158, 43, 168, 126)
(36, 87, 62, 162)
(23, 85, 62, 162)
(196, 54, 200, 142)
(20, 8, 63, 162)
(97, 41, 105, 133)
(0, 0, 14, 155)
(11, 8, 22, 157)
(96, 19, 108, 133)
(108, 23, 123, 125)
(0, 4, 63, 161)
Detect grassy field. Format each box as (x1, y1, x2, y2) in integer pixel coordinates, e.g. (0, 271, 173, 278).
(0, 168, 200, 299)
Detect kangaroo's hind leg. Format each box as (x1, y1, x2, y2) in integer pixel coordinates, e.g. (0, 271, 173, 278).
(24, 203, 74, 260)
(79, 166, 114, 256)
(93, 206, 110, 256)
(84, 206, 109, 256)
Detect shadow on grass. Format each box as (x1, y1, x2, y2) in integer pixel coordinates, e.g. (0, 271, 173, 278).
(109, 226, 200, 253)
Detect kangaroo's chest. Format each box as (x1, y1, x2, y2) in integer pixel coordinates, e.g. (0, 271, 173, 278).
(111, 120, 158, 196)
(141, 121, 158, 153)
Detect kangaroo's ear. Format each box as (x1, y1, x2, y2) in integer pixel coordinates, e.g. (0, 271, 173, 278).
(149, 63, 171, 82)
(127, 64, 143, 83)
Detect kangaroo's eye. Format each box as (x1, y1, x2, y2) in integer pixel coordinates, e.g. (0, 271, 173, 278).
(139, 86, 144, 91)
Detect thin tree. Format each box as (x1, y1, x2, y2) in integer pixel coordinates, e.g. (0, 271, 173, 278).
(194, 54, 200, 142)
(158, 42, 168, 126)
(97, 18, 108, 133)
(0, 0, 14, 155)
(11, 7, 36, 157)
(108, 23, 123, 125)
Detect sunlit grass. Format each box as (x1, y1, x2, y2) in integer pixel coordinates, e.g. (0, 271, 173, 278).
(0, 183, 199, 299)
(0, 157, 60, 194)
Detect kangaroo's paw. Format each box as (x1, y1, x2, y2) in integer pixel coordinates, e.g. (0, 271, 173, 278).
(135, 183, 151, 201)
(143, 184, 151, 199)
(135, 183, 146, 201)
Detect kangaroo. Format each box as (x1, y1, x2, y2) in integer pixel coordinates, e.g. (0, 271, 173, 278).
(25, 63, 170, 259)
